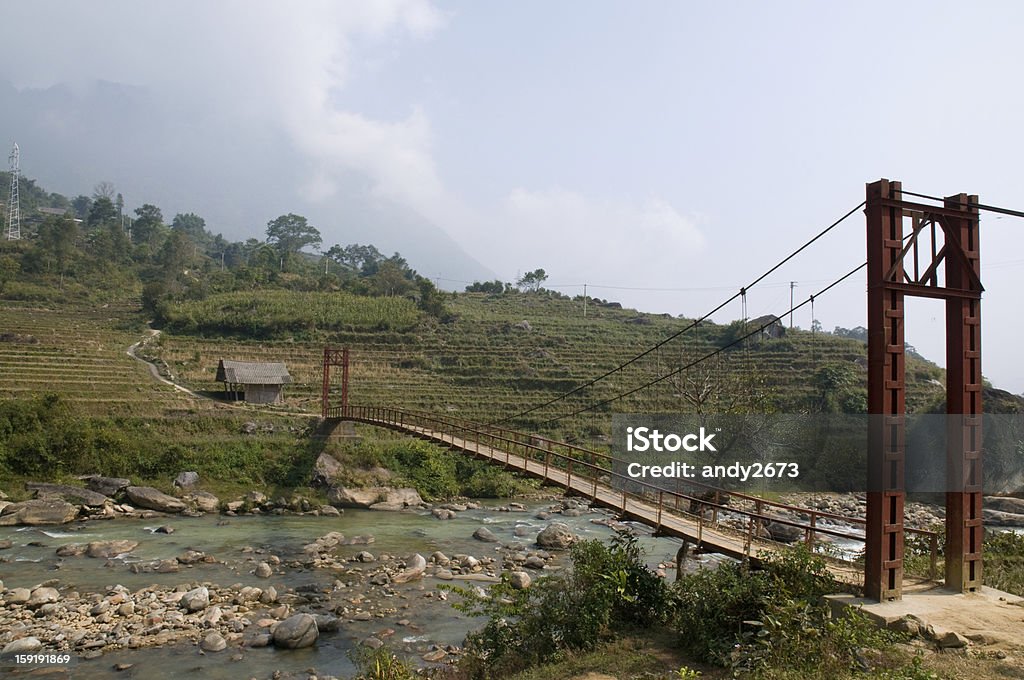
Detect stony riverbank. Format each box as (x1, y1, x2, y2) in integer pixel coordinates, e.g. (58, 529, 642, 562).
(0, 493, 661, 679)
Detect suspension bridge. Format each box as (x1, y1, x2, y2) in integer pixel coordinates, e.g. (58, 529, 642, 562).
(322, 179, 1020, 602)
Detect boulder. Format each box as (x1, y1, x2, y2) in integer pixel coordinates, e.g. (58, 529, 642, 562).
(982, 508, 1024, 527)
(509, 571, 532, 589)
(26, 482, 109, 507)
(2, 637, 42, 655)
(174, 471, 199, 489)
(85, 476, 132, 497)
(432, 508, 456, 520)
(86, 540, 139, 558)
(312, 452, 344, 486)
(200, 631, 227, 652)
(189, 491, 220, 513)
(473, 527, 498, 542)
(7, 587, 32, 604)
(0, 499, 79, 525)
(56, 543, 87, 557)
(986, 496, 1024, 514)
(327, 486, 385, 508)
(125, 486, 186, 513)
(27, 586, 60, 608)
(385, 488, 423, 507)
(536, 522, 576, 550)
(765, 521, 803, 543)
(181, 586, 210, 612)
(272, 613, 319, 649)
(255, 562, 273, 578)
(392, 553, 428, 584)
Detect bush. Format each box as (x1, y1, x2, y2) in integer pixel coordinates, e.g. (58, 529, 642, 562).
(451, 532, 671, 678)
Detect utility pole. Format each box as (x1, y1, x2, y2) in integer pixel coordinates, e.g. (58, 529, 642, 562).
(583, 283, 588, 318)
(789, 281, 796, 328)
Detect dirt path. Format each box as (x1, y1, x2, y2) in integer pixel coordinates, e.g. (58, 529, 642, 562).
(125, 329, 319, 418)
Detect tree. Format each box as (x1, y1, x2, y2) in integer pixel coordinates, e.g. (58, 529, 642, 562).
(132, 204, 165, 248)
(171, 213, 210, 249)
(92, 181, 116, 200)
(85, 197, 117, 230)
(516, 268, 548, 292)
(70, 195, 92, 219)
(266, 214, 321, 270)
(326, 243, 384, 275)
(37, 216, 78, 283)
(157, 229, 193, 283)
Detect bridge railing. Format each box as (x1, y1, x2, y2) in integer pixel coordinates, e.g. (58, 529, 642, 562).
(328, 404, 939, 579)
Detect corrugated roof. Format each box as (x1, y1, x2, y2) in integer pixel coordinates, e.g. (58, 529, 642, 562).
(216, 360, 292, 385)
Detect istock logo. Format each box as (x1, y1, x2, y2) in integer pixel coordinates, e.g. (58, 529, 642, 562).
(625, 426, 717, 453)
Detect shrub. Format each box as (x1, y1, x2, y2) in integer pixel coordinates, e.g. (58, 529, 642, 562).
(451, 532, 670, 678)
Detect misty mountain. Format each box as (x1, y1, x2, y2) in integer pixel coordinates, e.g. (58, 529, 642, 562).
(0, 79, 492, 285)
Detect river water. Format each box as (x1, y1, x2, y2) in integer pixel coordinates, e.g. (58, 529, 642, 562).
(1, 500, 700, 679)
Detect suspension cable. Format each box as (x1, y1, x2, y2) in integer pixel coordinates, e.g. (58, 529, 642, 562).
(490, 200, 866, 426)
(536, 261, 868, 426)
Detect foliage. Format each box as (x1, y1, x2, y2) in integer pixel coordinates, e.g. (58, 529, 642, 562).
(265, 213, 322, 268)
(672, 544, 836, 665)
(450, 532, 671, 678)
(159, 289, 421, 337)
(347, 646, 418, 680)
(465, 279, 512, 294)
(516, 268, 548, 292)
(983, 530, 1024, 596)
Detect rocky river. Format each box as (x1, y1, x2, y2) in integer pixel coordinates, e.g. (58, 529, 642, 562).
(0, 495, 702, 679)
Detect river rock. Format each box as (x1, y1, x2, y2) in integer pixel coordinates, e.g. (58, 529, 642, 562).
(181, 586, 210, 612)
(361, 636, 384, 649)
(2, 637, 42, 654)
(0, 499, 79, 525)
(255, 562, 273, 578)
(473, 527, 498, 542)
(187, 491, 220, 513)
(982, 509, 1024, 527)
(174, 471, 199, 489)
(536, 522, 576, 549)
(56, 543, 88, 557)
(312, 452, 343, 486)
(87, 540, 139, 558)
(386, 488, 424, 506)
(509, 571, 532, 589)
(125, 486, 186, 513)
(27, 586, 59, 608)
(766, 522, 802, 543)
(985, 496, 1024, 514)
(432, 508, 456, 520)
(272, 613, 318, 649)
(327, 486, 383, 508)
(26, 482, 109, 507)
(392, 553, 428, 583)
(201, 631, 227, 652)
(0, 539, 11, 549)
(85, 476, 132, 497)
(319, 505, 341, 517)
(523, 556, 546, 569)
(7, 587, 31, 604)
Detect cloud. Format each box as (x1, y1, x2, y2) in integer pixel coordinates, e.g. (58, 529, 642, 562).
(489, 187, 705, 286)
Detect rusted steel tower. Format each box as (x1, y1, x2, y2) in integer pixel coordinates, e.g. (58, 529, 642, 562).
(865, 179, 983, 601)
(321, 347, 349, 419)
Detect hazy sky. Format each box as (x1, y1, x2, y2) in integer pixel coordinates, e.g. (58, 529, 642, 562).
(3, 2, 1023, 393)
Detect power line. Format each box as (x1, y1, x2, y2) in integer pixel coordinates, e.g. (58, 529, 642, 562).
(536, 261, 868, 426)
(490, 200, 866, 426)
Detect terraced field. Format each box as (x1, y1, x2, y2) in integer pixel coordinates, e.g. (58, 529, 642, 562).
(1, 292, 949, 449)
(149, 292, 948, 440)
(0, 302, 200, 417)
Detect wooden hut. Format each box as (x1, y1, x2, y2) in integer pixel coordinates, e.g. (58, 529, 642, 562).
(215, 360, 292, 404)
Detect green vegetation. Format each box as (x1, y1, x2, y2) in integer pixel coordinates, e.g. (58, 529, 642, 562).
(449, 533, 671, 678)
(159, 290, 421, 337)
(323, 435, 535, 500)
(440, 538, 967, 680)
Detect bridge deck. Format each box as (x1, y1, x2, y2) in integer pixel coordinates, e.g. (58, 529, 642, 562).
(341, 412, 867, 586)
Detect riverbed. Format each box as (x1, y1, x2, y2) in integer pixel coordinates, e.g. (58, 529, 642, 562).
(0, 500, 702, 679)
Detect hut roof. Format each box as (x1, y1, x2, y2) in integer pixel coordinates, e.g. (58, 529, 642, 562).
(216, 360, 292, 385)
